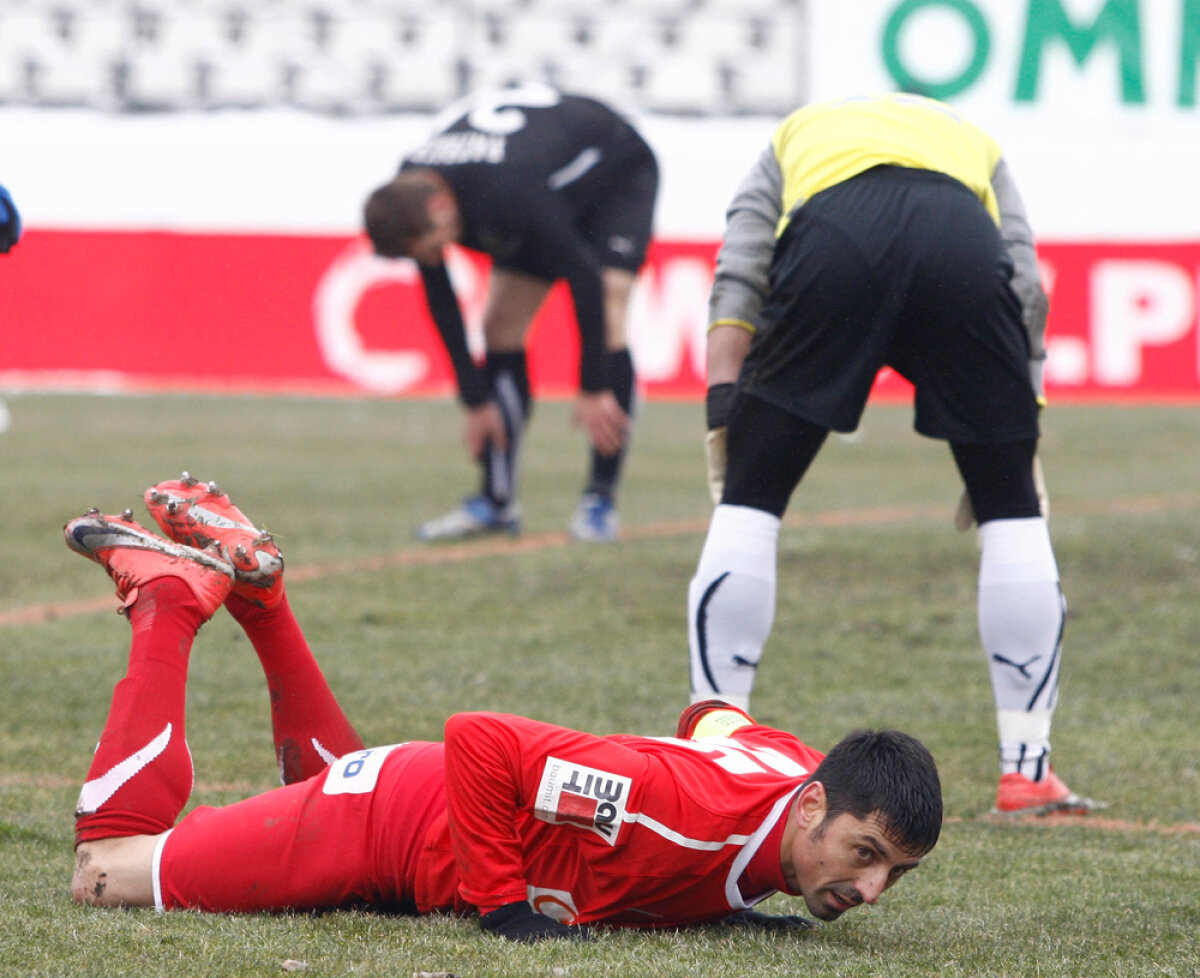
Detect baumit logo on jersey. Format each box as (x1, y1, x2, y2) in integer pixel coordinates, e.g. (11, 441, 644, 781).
(535, 756, 631, 845)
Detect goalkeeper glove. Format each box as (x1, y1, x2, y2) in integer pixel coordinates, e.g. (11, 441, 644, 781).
(479, 901, 589, 943)
(954, 456, 1050, 531)
(706, 428, 727, 506)
(676, 699, 755, 740)
(705, 383, 736, 505)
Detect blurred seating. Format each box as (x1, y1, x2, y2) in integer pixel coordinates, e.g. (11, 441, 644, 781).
(0, 0, 807, 115)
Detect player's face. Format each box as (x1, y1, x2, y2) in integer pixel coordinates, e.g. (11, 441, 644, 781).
(785, 808, 923, 922)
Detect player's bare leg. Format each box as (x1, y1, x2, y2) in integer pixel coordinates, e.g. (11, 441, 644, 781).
(570, 268, 637, 542)
(73, 833, 160, 907)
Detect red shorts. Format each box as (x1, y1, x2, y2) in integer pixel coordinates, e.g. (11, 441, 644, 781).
(155, 741, 446, 913)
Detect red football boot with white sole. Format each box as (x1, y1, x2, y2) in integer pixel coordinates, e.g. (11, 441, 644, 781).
(144, 473, 284, 608)
(993, 768, 1108, 816)
(64, 510, 233, 618)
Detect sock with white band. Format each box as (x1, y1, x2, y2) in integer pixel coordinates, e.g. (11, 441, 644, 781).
(687, 505, 781, 711)
(977, 517, 1065, 780)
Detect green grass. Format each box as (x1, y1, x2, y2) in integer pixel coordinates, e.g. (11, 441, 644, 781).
(1, 392, 1198, 977)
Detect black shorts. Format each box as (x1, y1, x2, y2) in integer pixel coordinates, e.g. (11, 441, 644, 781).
(577, 130, 659, 272)
(499, 131, 659, 277)
(739, 166, 1039, 444)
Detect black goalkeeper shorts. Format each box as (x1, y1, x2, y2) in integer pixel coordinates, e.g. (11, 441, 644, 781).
(738, 165, 1039, 444)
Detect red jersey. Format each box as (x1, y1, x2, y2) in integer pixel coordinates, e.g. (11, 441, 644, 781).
(410, 711, 825, 927)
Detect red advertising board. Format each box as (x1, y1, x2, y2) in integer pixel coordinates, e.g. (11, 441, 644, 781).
(3, 230, 1199, 401)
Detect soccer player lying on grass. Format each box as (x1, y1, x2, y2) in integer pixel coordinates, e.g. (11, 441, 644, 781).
(65, 475, 942, 941)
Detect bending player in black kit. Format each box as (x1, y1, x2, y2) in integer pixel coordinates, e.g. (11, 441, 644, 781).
(364, 84, 659, 543)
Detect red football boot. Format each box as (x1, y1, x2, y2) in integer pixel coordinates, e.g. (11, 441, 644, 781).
(64, 510, 233, 618)
(144, 473, 284, 608)
(993, 768, 1108, 816)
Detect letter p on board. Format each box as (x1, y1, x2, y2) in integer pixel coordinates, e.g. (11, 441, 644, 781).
(1091, 260, 1195, 385)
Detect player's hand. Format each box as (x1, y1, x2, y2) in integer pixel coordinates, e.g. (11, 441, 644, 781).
(1030, 358, 1046, 405)
(723, 909, 816, 931)
(464, 401, 507, 459)
(705, 426, 728, 505)
(573, 390, 628, 457)
(954, 456, 1050, 531)
(479, 901, 591, 942)
(952, 485, 974, 532)
(1033, 455, 1049, 518)
(704, 383, 736, 505)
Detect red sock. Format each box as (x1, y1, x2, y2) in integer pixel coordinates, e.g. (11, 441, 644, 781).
(75, 578, 207, 844)
(225, 592, 364, 783)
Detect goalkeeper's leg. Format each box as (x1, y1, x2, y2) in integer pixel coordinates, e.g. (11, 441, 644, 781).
(688, 395, 825, 710)
(953, 440, 1103, 813)
(953, 439, 1059, 773)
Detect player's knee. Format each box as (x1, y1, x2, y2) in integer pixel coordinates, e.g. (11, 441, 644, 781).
(72, 843, 115, 906)
(951, 439, 1039, 521)
(71, 836, 158, 907)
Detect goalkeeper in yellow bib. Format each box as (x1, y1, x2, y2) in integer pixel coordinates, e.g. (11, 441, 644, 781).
(689, 93, 1104, 817)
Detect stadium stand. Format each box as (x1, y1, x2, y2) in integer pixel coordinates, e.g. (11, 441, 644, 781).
(0, 0, 807, 115)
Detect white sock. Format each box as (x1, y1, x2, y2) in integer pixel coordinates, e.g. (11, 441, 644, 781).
(687, 505, 781, 710)
(978, 517, 1064, 780)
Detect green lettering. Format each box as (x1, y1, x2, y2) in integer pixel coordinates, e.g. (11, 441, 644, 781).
(1181, 0, 1200, 107)
(882, 0, 990, 99)
(1016, 0, 1144, 103)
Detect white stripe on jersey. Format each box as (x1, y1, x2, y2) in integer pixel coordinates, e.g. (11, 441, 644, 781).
(623, 785, 800, 912)
(548, 147, 603, 190)
(724, 789, 799, 911)
(628, 811, 753, 851)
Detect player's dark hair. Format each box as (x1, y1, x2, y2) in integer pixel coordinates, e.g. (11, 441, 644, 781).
(362, 171, 440, 257)
(806, 729, 942, 855)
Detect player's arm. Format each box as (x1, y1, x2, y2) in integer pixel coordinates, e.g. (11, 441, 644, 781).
(419, 262, 488, 407)
(676, 700, 821, 764)
(676, 698, 757, 740)
(709, 142, 784, 343)
(723, 908, 816, 931)
(417, 262, 507, 456)
(992, 156, 1049, 405)
(530, 207, 628, 455)
(441, 711, 643, 940)
(703, 144, 784, 502)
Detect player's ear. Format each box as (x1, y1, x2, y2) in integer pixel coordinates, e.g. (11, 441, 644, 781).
(428, 190, 457, 222)
(794, 780, 827, 829)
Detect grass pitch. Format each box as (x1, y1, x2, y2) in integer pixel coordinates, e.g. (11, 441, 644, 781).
(1, 392, 1197, 977)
